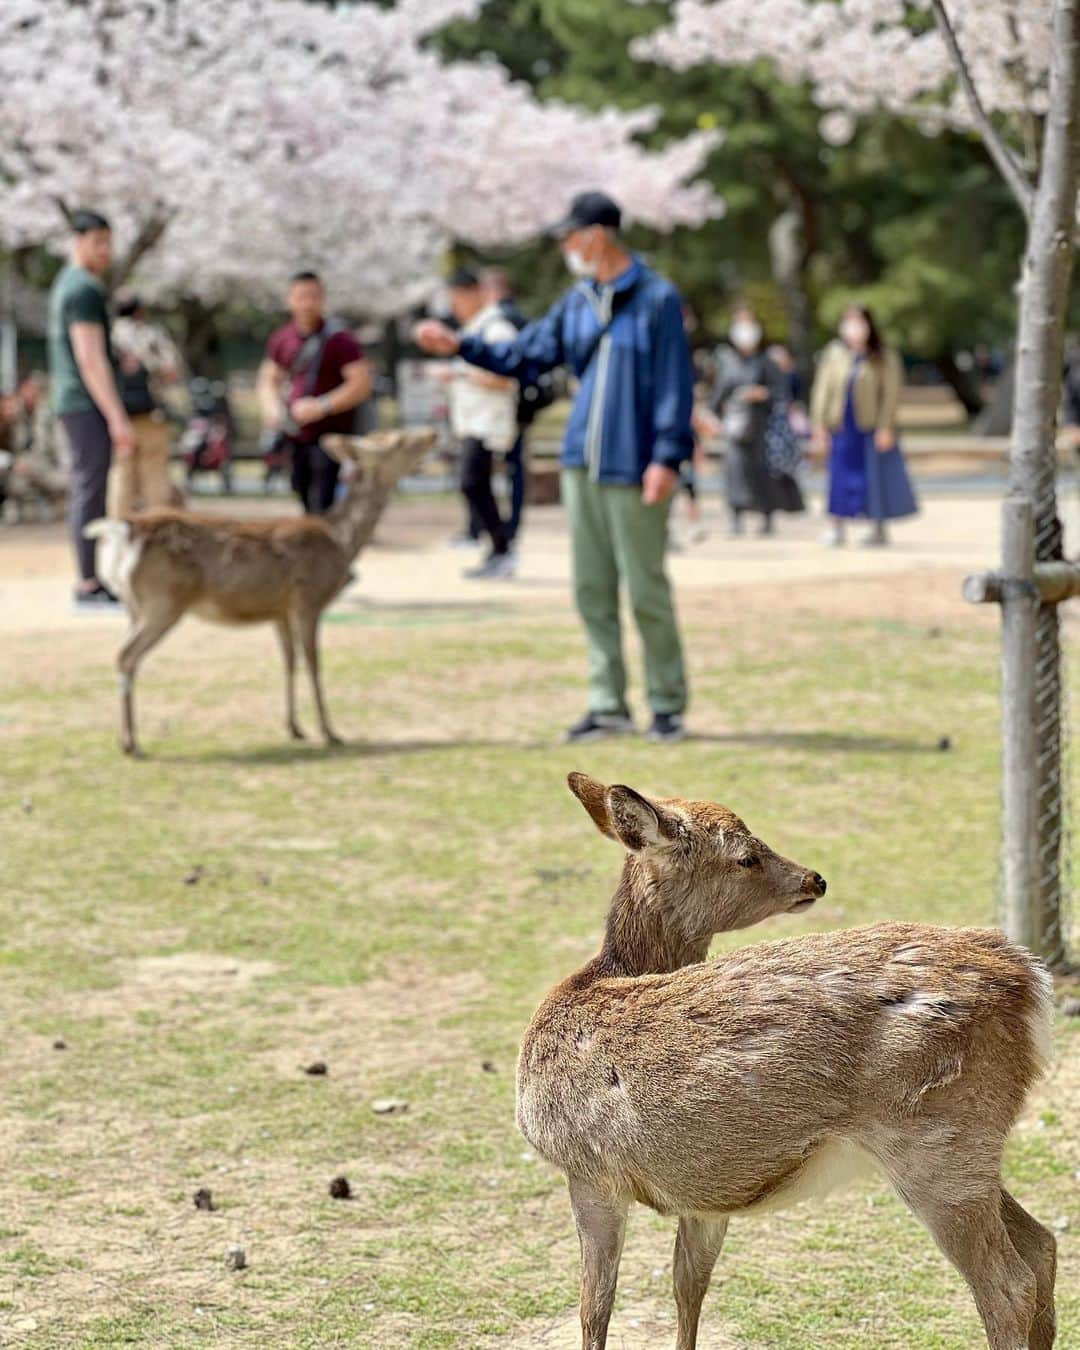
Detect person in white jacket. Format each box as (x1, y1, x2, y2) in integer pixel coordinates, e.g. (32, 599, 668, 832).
(444, 267, 520, 579)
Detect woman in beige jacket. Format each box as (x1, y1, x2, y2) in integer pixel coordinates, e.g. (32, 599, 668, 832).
(810, 305, 916, 546)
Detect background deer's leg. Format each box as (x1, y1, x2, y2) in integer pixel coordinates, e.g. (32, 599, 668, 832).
(274, 616, 303, 740)
(292, 607, 341, 745)
(117, 601, 185, 756)
(881, 1144, 1037, 1350)
(567, 1177, 628, 1350)
(673, 1214, 729, 1350)
(1000, 1189, 1057, 1350)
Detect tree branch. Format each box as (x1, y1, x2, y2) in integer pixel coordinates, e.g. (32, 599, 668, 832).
(930, 0, 1035, 219)
(109, 212, 174, 292)
(51, 196, 75, 228)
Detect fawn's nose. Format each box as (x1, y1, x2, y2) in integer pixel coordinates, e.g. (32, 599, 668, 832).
(807, 872, 827, 896)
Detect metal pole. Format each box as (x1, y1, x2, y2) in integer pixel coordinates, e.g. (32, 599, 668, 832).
(1000, 496, 1041, 952)
(0, 261, 17, 395)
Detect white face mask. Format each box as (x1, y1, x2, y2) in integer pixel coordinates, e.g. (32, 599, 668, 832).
(841, 317, 870, 347)
(563, 248, 597, 279)
(730, 320, 762, 351)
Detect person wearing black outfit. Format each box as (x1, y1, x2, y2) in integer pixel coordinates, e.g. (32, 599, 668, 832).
(480, 268, 535, 543)
(444, 268, 520, 580)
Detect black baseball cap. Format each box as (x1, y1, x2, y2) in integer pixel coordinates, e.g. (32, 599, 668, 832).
(446, 265, 481, 289)
(71, 209, 111, 234)
(549, 191, 622, 239)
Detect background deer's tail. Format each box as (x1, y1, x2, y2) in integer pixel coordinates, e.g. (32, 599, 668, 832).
(83, 518, 137, 602)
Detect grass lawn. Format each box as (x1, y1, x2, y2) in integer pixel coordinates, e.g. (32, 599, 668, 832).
(1, 565, 1078, 1348)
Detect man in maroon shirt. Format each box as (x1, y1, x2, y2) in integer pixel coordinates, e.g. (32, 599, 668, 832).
(257, 271, 372, 513)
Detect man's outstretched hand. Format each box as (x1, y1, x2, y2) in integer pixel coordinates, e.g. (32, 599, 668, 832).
(413, 320, 461, 357)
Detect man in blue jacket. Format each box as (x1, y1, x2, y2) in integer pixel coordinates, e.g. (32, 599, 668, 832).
(414, 191, 693, 743)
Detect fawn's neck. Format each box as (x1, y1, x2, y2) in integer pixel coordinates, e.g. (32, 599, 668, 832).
(583, 856, 711, 982)
(326, 480, 390, 561)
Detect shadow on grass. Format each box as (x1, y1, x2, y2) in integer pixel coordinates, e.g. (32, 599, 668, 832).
(335, 598, 517, 617)
(151, 736, 547, 765)
(690, 730, 944, 754)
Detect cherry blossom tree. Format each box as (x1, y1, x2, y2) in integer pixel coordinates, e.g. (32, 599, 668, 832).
(0, 0, 720, 317)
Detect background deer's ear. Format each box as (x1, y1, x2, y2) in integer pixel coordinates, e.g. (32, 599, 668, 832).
(606, 785, 680, 852)
(567, 772, 617, 839)
(320, 435, 355, 464)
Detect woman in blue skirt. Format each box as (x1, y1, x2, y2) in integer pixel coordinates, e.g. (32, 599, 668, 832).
(809, 304, 917, 546)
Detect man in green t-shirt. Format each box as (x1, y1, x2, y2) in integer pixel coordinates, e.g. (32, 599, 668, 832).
(47, 210, 134, 609)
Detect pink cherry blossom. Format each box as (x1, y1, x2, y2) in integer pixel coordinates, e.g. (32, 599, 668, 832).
(0, 1, 722, 315)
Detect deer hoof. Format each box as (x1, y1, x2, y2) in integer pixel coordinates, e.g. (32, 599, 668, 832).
(324, 731, 344, 747)
(289, 724, 306, 741)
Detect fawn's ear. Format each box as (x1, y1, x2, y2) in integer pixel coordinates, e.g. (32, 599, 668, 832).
(606, 785, 681, 852)
(567, 772, 617, 839)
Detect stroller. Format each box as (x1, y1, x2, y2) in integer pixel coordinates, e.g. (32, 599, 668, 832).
(180, 378, 233, 493)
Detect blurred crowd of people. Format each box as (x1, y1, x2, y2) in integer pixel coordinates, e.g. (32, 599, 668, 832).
(6, 188, 1076, 736)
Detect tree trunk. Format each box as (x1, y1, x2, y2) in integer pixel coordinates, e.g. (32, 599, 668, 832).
(177, 297, 224, 378)
(0, 261, 17, 395)
(767, 204, 813, 392)
(1005, 0, 1080, 967)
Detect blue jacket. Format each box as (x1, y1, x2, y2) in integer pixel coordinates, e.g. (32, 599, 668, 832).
(458, 257, 694, 486)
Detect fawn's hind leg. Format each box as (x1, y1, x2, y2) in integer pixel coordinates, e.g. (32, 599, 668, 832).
(568, 1177, 628, 1350)
(1000, 1189, 1057, 1349)
(673, 1214, 729, 1350)
(879, 1140, 1037, 1349)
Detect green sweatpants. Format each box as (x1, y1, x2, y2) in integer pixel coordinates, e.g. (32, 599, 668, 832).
(561, 468, 687, 717)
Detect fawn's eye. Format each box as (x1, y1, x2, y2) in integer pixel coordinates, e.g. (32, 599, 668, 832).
(737, 855, 759, 869)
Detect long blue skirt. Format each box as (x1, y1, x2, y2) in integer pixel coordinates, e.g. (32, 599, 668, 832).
(828, 426, 918, 521)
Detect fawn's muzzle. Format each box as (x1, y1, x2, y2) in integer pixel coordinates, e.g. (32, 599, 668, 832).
(789, 872, 826, 910)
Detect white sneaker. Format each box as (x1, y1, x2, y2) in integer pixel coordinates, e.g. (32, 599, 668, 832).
(820, 524, 844, 548)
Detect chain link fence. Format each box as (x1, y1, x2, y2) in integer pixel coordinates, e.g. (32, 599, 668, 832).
(1018, 450, 1072, 967)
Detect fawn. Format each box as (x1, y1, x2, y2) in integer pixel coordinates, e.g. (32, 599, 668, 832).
(85, 428, 434, 755)
(517, 774, 1057, 1350)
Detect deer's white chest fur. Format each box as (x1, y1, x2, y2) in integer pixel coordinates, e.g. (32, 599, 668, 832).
(738, 1137, 876, 1216)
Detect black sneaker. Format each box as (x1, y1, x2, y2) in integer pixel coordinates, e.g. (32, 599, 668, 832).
(647, 712, 685, 743)
(72, 582, 121, 612)
(564, 710, 635, 743)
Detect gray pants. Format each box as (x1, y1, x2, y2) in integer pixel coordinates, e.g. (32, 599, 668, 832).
(60, 408, 111, 582)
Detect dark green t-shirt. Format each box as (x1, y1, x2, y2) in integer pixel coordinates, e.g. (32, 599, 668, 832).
(47, 265, 115, 416)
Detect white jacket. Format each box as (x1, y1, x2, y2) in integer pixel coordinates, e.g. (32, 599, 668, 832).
(449, 305, 519, 452)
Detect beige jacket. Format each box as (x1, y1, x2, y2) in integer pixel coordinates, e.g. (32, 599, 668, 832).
(449, 305, 519, 452)
(809, 340, 902, 433)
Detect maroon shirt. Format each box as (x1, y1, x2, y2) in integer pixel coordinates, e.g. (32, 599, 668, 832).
(265, 319, 364, 444)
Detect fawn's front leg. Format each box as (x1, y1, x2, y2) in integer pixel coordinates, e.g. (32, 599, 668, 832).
(293, 608, 342, 745)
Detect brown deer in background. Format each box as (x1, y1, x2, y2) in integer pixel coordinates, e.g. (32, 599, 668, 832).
(85, 428, 434, 755)
(517, 774, 1057, 1350)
